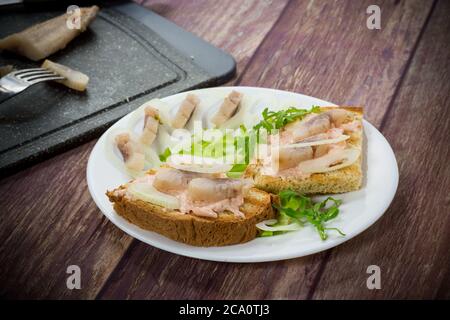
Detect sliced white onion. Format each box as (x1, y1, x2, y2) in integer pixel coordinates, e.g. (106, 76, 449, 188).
(104, 127, 162, 178)
(128, 182, 180, 209)
(143, 148, 162, 168)
(297, 147, 360, 174)
(167, 154, 232, 173)
(281, 135, 350, 149)
(125, 99, 169, 130)
(256, 219, 303, 232)
(144, 99, 172, 125)
(104, 128, 141, 177)
(219, 94, 256, 129)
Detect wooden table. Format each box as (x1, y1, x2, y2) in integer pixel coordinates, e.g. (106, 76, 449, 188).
(1, 0, 449, 299)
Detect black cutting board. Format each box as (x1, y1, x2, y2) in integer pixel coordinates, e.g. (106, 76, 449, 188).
(0, 2, 236, 176)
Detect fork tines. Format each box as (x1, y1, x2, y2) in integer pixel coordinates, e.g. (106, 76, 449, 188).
(10, 67, 64, 83)
(12, 68, 56, 78)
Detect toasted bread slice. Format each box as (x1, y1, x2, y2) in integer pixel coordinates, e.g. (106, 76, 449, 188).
(107, 185, 274, 247)
(245, 106, 363, 194)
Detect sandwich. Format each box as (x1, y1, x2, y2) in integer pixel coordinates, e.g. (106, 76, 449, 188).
(107, 167, 274, 246)
(245, 106, 363, 194)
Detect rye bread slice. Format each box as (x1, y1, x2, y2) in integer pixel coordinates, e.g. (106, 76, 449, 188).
(107, 186, 274, 247)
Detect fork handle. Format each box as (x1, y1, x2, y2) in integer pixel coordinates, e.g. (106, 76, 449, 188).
(0, 87, 16, 104)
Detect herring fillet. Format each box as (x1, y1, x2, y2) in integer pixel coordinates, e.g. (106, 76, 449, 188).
(42, 59, 89, 91)
(0, 6, 99, 61)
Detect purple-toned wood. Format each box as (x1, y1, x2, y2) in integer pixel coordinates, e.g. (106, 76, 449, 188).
(97, 0, 438, 299)
(312, 0, 450, 299)
(0, 0, 446, 299)
(0, 0, 290, 299)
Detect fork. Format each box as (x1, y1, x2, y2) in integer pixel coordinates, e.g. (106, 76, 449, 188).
(0, 68, 65, 104)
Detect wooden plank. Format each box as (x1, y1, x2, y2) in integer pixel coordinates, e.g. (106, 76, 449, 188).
(312, 0, 450, 299)
(98, 0, 433, 299)
(141, 0, 290, 73)
(0, 1, 289, 299)
(97, 243, 326, 299)
(0, 142, 132, 299)
(238, 0, 434, 127)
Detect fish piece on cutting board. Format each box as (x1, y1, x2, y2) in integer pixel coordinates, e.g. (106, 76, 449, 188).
(42, 59, 89, 91)
(0, 6, 99, 61)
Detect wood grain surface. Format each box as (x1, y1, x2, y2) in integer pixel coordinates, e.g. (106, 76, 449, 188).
(0, 0, 448, 299)
(140, 0, 290, 73)
(238, 0, 434, 127)
(0, 0, 288, 299)
(97, 0, 438, 299)
(312, 0, 450, 299)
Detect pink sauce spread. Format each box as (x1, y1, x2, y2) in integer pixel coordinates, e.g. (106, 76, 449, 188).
(119, 173, 245, 219)
(178, 192, 244, 219)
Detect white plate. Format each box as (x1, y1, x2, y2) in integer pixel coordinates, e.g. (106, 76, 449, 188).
(87, 87, 398, 263)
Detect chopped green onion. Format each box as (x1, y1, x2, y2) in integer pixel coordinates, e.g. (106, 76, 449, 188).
(226, 163, 248, 178)
(258, 189, 345, 240)
(159, 148, 172, 162)
(253, 105, 321, 132)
